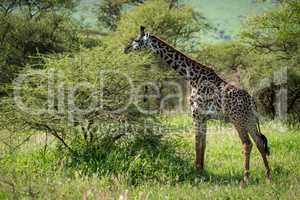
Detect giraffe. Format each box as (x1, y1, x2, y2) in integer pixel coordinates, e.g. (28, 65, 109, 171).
(124, 26, 271, 182)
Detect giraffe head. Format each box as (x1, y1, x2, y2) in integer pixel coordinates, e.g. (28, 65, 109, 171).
(124, 26, 150, 54)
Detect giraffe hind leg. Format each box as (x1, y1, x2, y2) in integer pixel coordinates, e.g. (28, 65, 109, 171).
(234, 125, 252, 182)
(249, 126, 272, 180)
(260, 133, 270, 156)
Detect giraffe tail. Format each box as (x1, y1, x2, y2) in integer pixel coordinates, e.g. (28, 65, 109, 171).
(256, 119, 270, 156)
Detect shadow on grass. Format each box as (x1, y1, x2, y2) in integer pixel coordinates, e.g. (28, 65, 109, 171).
(272, 164, 290, 177)
(65, 135, 260, 186)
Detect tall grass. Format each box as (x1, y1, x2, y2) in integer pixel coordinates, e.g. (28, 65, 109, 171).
(0, 114, 300, 199)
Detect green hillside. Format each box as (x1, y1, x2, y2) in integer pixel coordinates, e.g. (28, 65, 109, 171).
(75, 0, 275, 41)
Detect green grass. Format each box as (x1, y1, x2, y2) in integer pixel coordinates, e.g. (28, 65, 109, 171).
(0, 115, 300, 199)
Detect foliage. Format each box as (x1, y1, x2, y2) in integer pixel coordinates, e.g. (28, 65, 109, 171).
(0, 0, 80, 95)
(195, 0, 300, 122)
(96, 0, 182, 31)
(0, 42, 155, 153)
(241, 0, 300, 120)
(96, 0, 145, 30)
(196, 41, 249, 81)
(241, 0, 300, 61)
(116, 0, 208, 47)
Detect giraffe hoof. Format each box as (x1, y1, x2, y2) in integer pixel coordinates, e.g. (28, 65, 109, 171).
(243, 176, 250, 184)
(240, 174, 250, 188)
(240, 179, 249, 188)
(243, 172, 250, 183)
(196, 164, 204, 173)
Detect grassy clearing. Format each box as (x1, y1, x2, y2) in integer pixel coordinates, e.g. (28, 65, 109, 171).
(0, 114, 300, 199)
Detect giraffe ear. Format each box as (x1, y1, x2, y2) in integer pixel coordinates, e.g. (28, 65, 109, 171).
(140, 26, 145, 36)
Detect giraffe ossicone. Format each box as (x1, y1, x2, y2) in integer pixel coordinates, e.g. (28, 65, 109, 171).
(124, 26, 271, 181)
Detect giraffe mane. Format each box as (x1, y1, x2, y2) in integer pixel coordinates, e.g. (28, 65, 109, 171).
(150, 35, 214, 72)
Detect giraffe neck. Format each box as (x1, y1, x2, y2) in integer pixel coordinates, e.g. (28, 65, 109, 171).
(147, 35, 224, 86)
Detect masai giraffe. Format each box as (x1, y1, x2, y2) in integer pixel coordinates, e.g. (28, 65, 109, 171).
(124, 26, 271, 181)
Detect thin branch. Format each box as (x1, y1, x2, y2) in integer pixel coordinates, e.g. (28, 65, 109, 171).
(24, 121, 76, 155)
(1, 135, 32, 153)
(0, 1, 17, 16)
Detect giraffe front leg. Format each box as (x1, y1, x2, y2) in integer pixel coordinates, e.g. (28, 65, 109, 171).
(242, 142, 252, 182)
(194, 117, 207, 172)
(249, 127, 272, 181)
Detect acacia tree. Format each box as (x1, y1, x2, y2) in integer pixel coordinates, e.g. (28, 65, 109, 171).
(96, 0, 181, 31)
(0, 0, 209, 156)
(96, 0, 145, 30)
(196, 41, 250, 86)
(241, 0, 300, 121)
(0, 0, 79, 96)
(196, 0, 300, 121)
